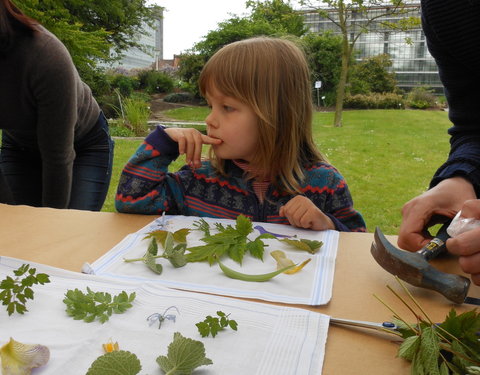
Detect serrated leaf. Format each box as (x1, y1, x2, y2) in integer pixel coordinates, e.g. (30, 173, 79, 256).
(86, 350, 141, 375)
(236, 214, 253, 236)
(227, 242, 247, 264)
(419, 326, 441, 375)
(246, 239, 265, 260)
(144, 252, 163, 274)
(156, 332, 213, 375)
(398, 335, 420, 361)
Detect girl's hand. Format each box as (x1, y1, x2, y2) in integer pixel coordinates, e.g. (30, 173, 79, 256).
(279, 195, 335, 231)
(164, 127, 222, 168)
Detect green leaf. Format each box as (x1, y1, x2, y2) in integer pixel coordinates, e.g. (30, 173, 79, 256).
(245, 238, 266, 260)
(147, 238, 159, 256)
(86, 350, 141, 375)
(0, 263, 50, 316)
(195, 311, 238, 338)
(280, 238, 323, 254)
(236, 214, 253, 236)
(173, 228, 191, 244)
(144, 230, 168, 247)
(156, 332, 213, 375)
(144, 252, 163, 274)
(63, 288, 135, 323)
(418, 326, 441, 375)
(398, 335, 420, 361)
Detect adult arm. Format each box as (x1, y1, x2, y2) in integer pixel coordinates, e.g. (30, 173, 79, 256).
(31, 35, 78, 208)
(399, 0, 480, 249)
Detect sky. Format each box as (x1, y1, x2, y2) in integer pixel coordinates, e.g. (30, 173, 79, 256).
(149, 0, 252, 59)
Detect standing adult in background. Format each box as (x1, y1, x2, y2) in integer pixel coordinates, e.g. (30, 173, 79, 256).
(398, 0, 480, 285)
(0, 0, 114, 210)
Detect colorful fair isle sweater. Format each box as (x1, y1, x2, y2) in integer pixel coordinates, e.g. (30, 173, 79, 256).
(116, 127, 366, 232)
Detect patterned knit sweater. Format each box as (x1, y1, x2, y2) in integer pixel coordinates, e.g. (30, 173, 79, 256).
(421, 0, 480, 195)
(116, 126, 366, 232)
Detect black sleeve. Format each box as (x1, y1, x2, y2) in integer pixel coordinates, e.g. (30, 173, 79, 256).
(421, 0, 480, 196)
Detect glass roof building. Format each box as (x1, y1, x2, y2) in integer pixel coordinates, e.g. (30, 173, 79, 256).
(302, 3, 442, 92)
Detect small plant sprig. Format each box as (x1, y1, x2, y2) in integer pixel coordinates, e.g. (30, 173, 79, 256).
(374, 277, 480, 375)
(63, 287, 136, 323)
(0, 263, 50, 315)
(196, 311, 238, 338)
(188, 215, 275, 265)
(124, 232, 188, 274)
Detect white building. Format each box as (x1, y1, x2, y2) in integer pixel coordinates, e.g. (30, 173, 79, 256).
(107, 10, 163, 71)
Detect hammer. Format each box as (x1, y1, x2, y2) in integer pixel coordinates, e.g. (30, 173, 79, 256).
(371, 223, 472, 304)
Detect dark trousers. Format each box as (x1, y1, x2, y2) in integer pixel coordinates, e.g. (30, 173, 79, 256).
(0, 112, 114, 211)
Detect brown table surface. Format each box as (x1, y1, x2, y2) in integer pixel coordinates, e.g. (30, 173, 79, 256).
(1, 203, 479, 374)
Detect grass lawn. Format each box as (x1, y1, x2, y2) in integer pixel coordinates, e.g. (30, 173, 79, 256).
(103, 108, 451, 235)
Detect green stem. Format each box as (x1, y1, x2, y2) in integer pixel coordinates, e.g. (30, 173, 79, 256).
(373, 293, 419, 335)
(394, 276, 434, 325)
(124, 255, 166, 263)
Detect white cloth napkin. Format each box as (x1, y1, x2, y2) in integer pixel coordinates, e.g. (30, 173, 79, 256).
(0, 256, 329, 375)
(89, 215, 339, 305)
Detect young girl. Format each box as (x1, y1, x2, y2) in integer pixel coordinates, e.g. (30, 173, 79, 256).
(116, 37, 366, 232)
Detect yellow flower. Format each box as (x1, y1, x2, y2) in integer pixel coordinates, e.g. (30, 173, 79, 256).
(102, 339, 119, 353)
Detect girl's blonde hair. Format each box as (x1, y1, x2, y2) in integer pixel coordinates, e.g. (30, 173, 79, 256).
(199, 36, 326, 194)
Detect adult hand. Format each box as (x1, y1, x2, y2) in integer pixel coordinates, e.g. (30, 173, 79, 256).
(446, 199, 480, 286)
(279, 195, 334, 231)
(398, 177, 476, 250)
(164, 128, 222, 168)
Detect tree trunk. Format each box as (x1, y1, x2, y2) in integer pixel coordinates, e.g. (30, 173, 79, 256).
(334, 50, 349, 127)
(334, 1, 349, 128)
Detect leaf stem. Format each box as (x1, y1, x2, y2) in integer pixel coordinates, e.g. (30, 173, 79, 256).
(123, 255, 166, 263)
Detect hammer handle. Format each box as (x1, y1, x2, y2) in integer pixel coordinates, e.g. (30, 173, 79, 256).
(417, 223, 450, 261)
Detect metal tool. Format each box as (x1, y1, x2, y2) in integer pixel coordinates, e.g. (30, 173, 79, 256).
(371, 222, 480, 305)
(330, 317, 399, 334)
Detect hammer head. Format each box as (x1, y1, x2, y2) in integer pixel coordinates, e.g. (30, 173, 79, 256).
(371, 227, 471, 304)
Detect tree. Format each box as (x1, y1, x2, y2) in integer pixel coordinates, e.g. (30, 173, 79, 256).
(178, 0, 307, 96)
(300, 0, 420, 126)
(15, 0, 162, 93)
(349, 53, 398, 95)
(303, 32, 344, 106)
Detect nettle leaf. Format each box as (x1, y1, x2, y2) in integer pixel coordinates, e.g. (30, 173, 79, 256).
(156, 332, 213, 375)
(86, 350, 141, 375)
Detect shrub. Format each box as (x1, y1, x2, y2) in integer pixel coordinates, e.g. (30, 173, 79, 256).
(407, 87, 437, 109)
(163, 92, 195, 103)
(109, 124, 136, 137)
(97, 93, 121, 119)
(137, 70, 174, 94)
(111, 75, 139, 98)
(344, 93, 405, 109)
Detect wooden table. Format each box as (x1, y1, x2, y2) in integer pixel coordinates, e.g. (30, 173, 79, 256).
(1, 203, 478, 374)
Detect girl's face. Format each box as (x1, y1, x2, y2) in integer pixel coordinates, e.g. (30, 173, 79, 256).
(205, 86, 259, 163)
